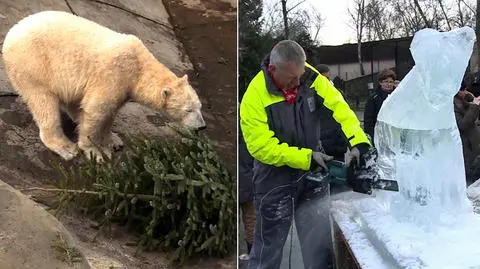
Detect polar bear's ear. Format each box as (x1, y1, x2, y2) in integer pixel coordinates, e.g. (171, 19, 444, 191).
(161, 87, 170, 99)
(181, 74, 188, 81)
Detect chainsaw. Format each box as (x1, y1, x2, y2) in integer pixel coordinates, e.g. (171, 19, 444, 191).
(305, 147, 399, 195)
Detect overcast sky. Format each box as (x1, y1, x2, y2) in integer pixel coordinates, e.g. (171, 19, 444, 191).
(262, 0, 356, 46)
(307, 0, 355, 45)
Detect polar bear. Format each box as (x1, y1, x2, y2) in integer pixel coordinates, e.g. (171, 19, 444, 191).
(2, 10, 207, 162)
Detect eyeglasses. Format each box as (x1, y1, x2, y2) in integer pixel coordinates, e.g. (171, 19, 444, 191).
(380, 80, 395, 84)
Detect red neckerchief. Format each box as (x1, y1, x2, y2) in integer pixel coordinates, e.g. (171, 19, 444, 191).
(268, 71, 299, 104)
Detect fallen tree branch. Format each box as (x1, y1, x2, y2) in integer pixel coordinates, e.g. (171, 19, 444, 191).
(22, 187, 159, 201)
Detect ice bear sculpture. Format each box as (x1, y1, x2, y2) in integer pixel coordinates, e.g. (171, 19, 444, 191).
(374, 27, 476, 226)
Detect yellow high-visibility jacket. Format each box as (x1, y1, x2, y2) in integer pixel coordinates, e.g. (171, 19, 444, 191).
(240, 60, 370, 171)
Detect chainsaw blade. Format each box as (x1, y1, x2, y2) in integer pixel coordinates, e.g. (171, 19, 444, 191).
(350, 147, 400, 193)
(372, 179, 399, 192)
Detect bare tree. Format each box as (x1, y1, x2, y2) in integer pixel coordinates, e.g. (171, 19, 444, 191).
(453, 0, 476, 27)
(413, 0, 433, 27)
(278, 0, 307, 39)
(461, 0, 476, 13)
(264, 0, 476, 51)
(261, 0, 322, 42)
(391, 0, 425, 36)
(364, 0, 397, 40)
(438, 0, 452, 30)
(310, 8, 324, 43)
(457, 0, 466, 25)
(281, 0, 289, 38)
(349, 0, 367, 75)
(392, 0, 475, 34)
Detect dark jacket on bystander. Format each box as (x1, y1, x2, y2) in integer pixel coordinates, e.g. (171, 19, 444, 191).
(363, 86, 390, 145)
(454, 93, 480, 182)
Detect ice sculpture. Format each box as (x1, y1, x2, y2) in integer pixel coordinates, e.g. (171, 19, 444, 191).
(374, 27, 476, 228)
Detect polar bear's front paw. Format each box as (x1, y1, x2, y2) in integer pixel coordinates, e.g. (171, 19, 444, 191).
(57, 144, 79, 161)
(82, 147, 111, 163)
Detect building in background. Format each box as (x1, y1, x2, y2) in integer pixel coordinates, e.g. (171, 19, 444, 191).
(317, 37, 479, 110)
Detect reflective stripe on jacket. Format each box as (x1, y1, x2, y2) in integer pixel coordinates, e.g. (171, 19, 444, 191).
(240, 57, 371, 171)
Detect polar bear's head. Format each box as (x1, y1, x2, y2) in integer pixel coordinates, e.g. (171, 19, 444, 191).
(160, 75, 207, 131)
(409, 27, 476, 108)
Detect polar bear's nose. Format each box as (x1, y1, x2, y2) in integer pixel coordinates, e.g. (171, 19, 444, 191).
(197, 125, 207, 131)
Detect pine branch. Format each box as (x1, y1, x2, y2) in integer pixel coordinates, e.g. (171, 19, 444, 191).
(46, 129, 236, 264)
(23, 187, 159, 201)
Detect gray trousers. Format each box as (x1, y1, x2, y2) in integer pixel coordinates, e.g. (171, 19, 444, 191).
(248, 174, 334, 269)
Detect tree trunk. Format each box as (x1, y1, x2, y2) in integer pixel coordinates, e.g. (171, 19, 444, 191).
(358, 41, 365, 75)
(281, 0, 289, 39)
(457, 0, 465, 26)
(413, 0, 432, 28)
(438, 0, 452, 30)
(357, 0, 365, 76)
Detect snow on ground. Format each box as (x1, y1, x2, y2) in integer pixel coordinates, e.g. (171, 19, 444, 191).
(332, 191, 480, 269)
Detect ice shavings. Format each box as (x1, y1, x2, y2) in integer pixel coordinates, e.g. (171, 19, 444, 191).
(331, 193, 395, 269)
(332, 193, 480, 269)
(355, 197, 480, 269)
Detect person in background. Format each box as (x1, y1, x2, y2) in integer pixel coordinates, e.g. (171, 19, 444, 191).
(363, 69, 399, 145)
(454, 81, 480, 183)
(470, 81, 480, 97)
(317, 64, 334, 85)
(238, 119, 256, 260)
(316, 65, 349, 160)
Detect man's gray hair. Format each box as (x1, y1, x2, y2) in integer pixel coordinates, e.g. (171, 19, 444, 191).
(269, 40, 306, 69)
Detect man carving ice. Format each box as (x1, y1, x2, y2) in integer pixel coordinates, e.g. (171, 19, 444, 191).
(240, 40, 372, 269)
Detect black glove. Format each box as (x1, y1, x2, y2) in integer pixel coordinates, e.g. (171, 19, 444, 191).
(346, 161, 373, 195)
(345, 143, 370, 167)
(345, 144, 378, 195)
